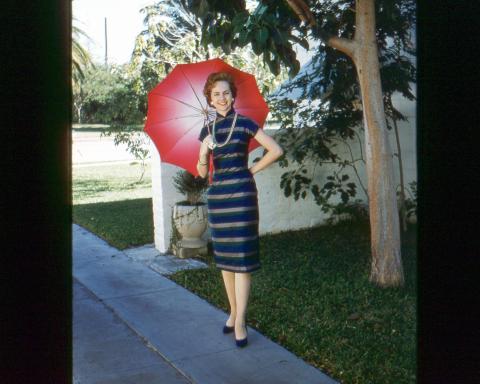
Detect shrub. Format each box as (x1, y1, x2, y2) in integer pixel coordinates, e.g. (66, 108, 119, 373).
(172, 170, 208, 205)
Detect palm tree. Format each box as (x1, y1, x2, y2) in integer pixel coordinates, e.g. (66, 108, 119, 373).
(72, 18, 94, 88)
(72, 16, 95, 123)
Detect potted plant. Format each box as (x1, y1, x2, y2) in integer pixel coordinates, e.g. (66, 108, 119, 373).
(171, 170, 209, 257)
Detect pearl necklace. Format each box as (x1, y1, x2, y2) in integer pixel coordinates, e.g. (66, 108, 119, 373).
(207, 112, 238, 150)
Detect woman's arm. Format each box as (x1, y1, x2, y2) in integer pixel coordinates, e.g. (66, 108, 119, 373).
(197, 136, 211, 178)
(249, 129, 284, 175)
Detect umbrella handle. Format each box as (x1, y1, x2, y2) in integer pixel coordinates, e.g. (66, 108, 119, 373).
(209, 158, 213, 184)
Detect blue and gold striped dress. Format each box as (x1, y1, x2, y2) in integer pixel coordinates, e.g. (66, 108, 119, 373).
(198, 108, 260, 273)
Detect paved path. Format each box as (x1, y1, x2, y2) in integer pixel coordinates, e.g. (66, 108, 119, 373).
(73, 224, 339, 384)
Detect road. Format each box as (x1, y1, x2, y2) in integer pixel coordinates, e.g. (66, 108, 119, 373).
(72, 131, 142, 166)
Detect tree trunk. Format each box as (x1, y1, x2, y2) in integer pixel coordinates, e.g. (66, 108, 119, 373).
(286, 0, 405, 286)
(390, 101, 407, 232)
(354, 0, 404, 286)
(74, 102, 82, 124)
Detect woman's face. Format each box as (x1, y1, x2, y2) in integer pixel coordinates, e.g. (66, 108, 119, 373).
(210, 80, 233, 115)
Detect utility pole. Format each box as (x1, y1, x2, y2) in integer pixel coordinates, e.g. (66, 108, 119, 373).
(104, 17, 108, 67)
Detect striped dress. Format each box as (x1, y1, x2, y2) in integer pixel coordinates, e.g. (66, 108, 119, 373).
(198, 108, 260, 273)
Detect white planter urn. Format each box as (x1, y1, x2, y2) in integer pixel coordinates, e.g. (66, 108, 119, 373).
(407, 213, 417, 225)
(172, 203, 208, 249)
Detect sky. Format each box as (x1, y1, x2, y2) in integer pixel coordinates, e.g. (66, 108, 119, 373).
(73, 0, 150, 65)
(72, 0, 312, 66)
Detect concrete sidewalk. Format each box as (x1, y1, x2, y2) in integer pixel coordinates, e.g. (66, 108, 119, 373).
(73, 224, 339, 384)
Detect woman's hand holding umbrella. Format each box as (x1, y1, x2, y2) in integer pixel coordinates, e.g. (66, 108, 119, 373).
(143, 58, 269, 177)
(197, 135, 212, 178)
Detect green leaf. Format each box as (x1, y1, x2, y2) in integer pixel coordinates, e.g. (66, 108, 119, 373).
(232, 11, 248, 28)
(198, 0, 209, 18)
(251, 39, 263, 55)
(291, 35, 309, 50)
(271, 28, 287, 46)
(238, 29, 249, 46)
(273, 59, 281, 76)
(323, 182, 335, 189)
(254, 3, 268, 18)
(223, 42, 231, 54)
(289, 59, 301, 77)
(284, 183, 292, 197)
(256, 27, 269, 47)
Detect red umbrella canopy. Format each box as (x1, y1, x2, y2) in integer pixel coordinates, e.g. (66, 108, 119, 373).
(144, 58, 270, 176)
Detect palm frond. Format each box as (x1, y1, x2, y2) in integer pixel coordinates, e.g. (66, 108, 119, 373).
(72, 18, 95, 86)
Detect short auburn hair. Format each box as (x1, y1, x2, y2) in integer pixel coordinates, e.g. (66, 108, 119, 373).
(203, 72, 237, 107)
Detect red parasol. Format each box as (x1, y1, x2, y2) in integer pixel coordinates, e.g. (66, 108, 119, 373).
(144, 58, 269, 176)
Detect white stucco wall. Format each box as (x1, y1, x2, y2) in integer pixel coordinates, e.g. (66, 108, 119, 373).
(390, 86, 417, 190)
(150, 92, 416, 253)
(248, 144, 331, 234)
(150, 141, 186, 253)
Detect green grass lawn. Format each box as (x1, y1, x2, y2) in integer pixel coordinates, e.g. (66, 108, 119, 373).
(73, 162, 152, 205)
(72, 165, 416, 384)
(72, 123, 144, 132)
(170, 222, 417, 384)
(72, 123, 114, 133)
(73, 162, 153, 249)
(73, 198, 154, 249)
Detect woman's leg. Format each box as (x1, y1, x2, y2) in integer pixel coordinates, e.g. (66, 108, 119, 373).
(234, 272, 251, 339)
(221, 270, 237, 326)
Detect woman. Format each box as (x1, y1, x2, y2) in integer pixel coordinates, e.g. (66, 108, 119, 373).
(197, 72, 283, 348)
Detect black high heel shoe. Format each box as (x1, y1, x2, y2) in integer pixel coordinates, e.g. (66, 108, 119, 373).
(235, 326, 248, 348)
(222, 325, 234, 334)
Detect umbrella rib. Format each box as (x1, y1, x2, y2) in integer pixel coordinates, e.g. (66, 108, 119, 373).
(178, 66, 206, 112)
(154, 94, 204, 113)
(163, 118, 203, 162)
(235, 77, 251, 87)
(155, 113, 205, 123)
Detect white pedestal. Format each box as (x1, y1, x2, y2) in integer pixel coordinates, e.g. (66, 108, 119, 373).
(150, 141, 187, 253)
